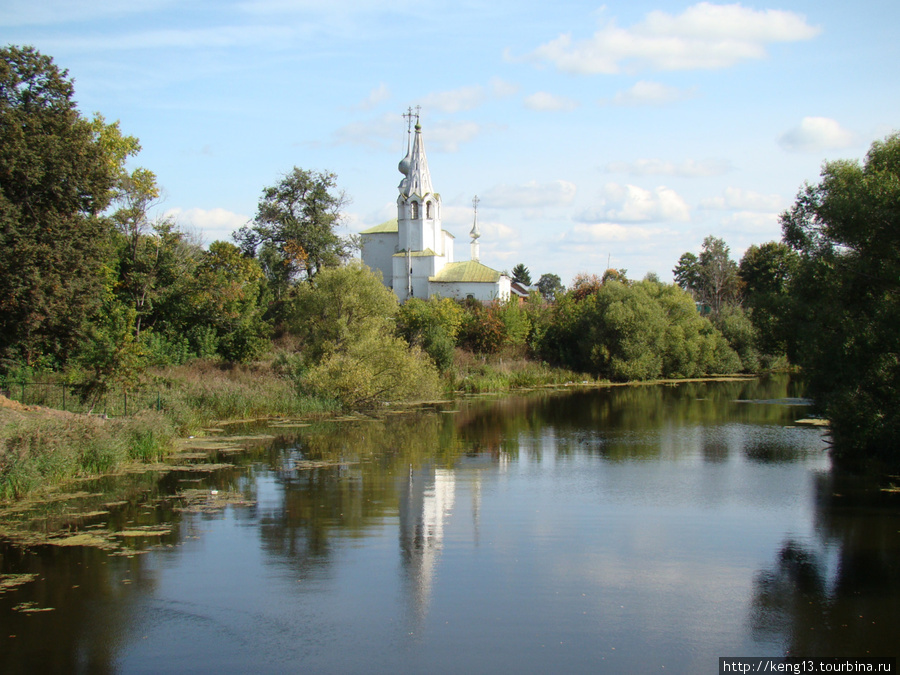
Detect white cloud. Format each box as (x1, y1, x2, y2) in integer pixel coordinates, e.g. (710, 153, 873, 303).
(778, 117, 857, 153)
(332, 113, 400, 149)
(332, 114, 482, 152)
(165, 207, 250, 244)
(481, 180, 578, 209)
(604, 158, 732, 177)
(602, 81, 696, 106)
(479, 219, 516, 239)
(426, 121, 483, 152)
(577, 183, 690, 223)
(418, 85, 487, 114)
(719, 211, 781, 233)
(526, 2, 820, 74)
(490, 78, 520, 98)
(699, 187, 784, 212)
(356, 83, 390, 110)
(564, 222, 662, 243)
(524, 92, 579, 111)
(416, 80, 518, 116)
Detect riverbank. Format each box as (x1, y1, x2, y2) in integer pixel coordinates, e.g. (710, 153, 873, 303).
(0, 355, 767, 501)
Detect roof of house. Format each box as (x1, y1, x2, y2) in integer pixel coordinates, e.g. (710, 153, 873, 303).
(360, 218, 398, 235)
(393, 248, 438, 257)
(430, 260, 503, 284)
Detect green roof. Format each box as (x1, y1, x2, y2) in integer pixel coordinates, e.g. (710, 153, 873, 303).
(430, 261, 502, 283)
(360, 218, 398, 234)
(393, 248, 438, 257)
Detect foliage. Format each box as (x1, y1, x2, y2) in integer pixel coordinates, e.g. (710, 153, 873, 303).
(511, 263, 532, 286)
(287, 262, 441, 407)
(234, 167, 350, 305)
(0, 46, 122, 368)
(569, 273, 603, 302)
(457, 302, 507, 354)
(673, 236, 742, 319)
(191, 241, 270, 362)
(536, 273, 564, 301)
(300, 333, 440, 408)
(397, 297, 464, 371)
(714, 304, 760, 373)
(536, 279, 740, 380)
(601, 268, 628, 285)
(288, 261, 398, 362)
(495, 299, 532, 346)
(779, 133, 900, 467)
(739, 241, 798, 355)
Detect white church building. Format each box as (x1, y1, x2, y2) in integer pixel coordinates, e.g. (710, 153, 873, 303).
(360, 113, 510, 303)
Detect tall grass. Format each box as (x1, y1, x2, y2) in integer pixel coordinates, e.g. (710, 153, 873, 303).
(151, 360, 337, 434)
(0, 411, 176, 500)
(448, 347, 587, 394)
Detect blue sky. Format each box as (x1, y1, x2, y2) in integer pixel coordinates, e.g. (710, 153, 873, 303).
(5, 0, 898, 284)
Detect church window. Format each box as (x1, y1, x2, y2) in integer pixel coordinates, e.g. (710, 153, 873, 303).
(411, 201, 419, 219)
(426, 201, 433, 219)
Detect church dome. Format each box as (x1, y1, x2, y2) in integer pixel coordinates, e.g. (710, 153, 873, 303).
(398, 153, 411, 176)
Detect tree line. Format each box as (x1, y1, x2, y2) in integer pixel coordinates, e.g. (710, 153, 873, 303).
(2, 46, 897, 469)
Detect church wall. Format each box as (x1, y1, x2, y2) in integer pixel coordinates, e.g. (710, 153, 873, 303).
(392, 254, 441, 302)
(360, 233, 397, 288)
(429, 277, 510, 303)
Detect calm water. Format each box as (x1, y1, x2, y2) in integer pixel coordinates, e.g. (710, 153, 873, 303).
(2, 377, 899, 674)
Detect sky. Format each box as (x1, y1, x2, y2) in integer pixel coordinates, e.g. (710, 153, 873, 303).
(4, 0, 898, 284)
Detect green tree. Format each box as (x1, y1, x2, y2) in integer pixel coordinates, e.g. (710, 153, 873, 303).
(191, 241, 270, 362)
(287, 262, 441, 406)
(397, 297, 464, 371)
(511, 263, 532, 286)
(536, 273, 564, 302)
(673, 237, 741, 319)
(739, 241, 798, 355)
(0, 46, 121, 367)
(536, 278, 740, 380)
(235, 168, 349, 303)
(780, 133, 900, 467)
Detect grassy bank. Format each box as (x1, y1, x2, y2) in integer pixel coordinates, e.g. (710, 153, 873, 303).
(0, 360, 339, 500)
(0, 349, 731, 501)
(447, 347, 587, 393)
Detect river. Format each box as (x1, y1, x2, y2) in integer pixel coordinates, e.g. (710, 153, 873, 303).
(1, 376, 898, 673)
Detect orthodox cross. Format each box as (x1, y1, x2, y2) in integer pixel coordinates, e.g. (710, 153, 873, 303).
(403, 105, 422, 132)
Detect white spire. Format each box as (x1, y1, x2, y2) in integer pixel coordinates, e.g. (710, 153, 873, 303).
(400, 108, 433, 198)
(470, 195, 481, 262)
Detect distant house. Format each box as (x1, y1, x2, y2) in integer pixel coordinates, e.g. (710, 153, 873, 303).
(360, 113, 510, 303)
(509, 281, 537, 303)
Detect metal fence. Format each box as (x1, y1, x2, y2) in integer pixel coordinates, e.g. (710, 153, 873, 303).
(0, 380, 162, 417)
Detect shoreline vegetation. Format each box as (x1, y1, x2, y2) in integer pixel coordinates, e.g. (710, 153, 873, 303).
(2, 46, 896, 502)
(0, 355, 770, 502)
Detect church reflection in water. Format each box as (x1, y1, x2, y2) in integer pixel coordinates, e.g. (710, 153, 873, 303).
(397, 452, 505, 627)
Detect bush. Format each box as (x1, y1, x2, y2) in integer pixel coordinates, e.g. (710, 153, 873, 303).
(300, 333, 441, 407)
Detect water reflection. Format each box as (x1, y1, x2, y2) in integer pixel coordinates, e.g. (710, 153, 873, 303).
(750, 472, 900, 657)
(2, 376, 896, 673)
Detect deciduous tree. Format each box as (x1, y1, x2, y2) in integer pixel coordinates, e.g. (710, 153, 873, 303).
(0, 46, 121, 367)
(536, 273, 564, 302)
(235, 168, 350, 303)
(780, 133, 900, 467)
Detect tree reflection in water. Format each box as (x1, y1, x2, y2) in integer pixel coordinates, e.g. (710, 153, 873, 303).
(750, 471, 900, 656)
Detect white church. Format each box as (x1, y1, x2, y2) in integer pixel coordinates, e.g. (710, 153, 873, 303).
(360, 112, 510, 303)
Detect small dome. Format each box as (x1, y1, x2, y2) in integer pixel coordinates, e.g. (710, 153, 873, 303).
(398, 154, 411, 176)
